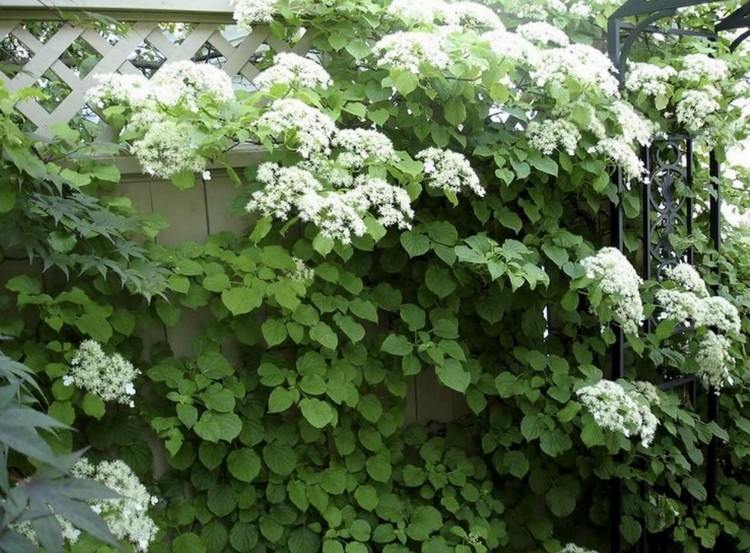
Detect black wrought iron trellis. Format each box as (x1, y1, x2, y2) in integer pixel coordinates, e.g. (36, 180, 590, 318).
(607, 1, 750, 551)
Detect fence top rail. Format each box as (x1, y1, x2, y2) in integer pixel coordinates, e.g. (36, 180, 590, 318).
(1, 0, 235, 22)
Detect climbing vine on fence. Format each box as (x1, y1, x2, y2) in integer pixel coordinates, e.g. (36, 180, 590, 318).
(4, 1, 750, 552)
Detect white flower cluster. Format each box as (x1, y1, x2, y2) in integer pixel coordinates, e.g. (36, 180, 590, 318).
(254, 53, 332, 91)
(246, 163, 413, 244)
(679, 54, 730, 84)
(386, 0, 503, 30)
(14, 516, 81, 547)
(559, 544, 598, 553)
(64, 340, 139, 407)
(580, 247, 644, 335)
(231, 0, 277, 30)
(130, 119, 207, 179)
(527, 118, 581, 155)
(374, 32, 449, 73)
(696, 331, 735, 391)
(254, 98, 337, 159)
(86, 73, 153, 109)
(72, 459, 159, 552)
(150, 60, 234, 109)
(657, 263, 741, 391)
(482, 30, 541, 66)
(450, 2, 504, 30)
(334, 129, 397, 170)
(657, 263, 740, 333)
(517, 22, 570, 47)
(612, 100, 657, 147)
(287, 257, 315, 282)
(417, 147, 485, 197)
(533, 44, 620, 97)
(86, 61, 235, 179)
(87, 61, 233, 112)
(577, 379, 659, 448)
(583, 101, 655, 181)
(676, 87, 721, 133)
(625, 62, 676, 97)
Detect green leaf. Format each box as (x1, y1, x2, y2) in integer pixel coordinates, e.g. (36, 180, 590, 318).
(197, 351, 233, 379)
(262, 318, 288, 346)
(354, 485, 379, 511)
(435, 361, 470, 393)
(521, 413, 546, 441)
(310, 322, 338, 350)
(390, 70, 419, 96)
(406, 506, 443, 541)
(299, 398, 334, 428)
(268, 387, 298, 413)
(222, 287, 264, 316)
(171, 170, 196, 190)
(81, 393, 106, 419)
(425, 266, 456, 298)
(177, 404, 198, 428)
(505, 451, 529, 478)
(0, 182, 17, 213)
(400, 231, 430, 258)
(263, 443, 298, 476)
(173, 533, 206, 553)
(366, 452, 392, 482)
(194, 412, 243, 443)
(288, 528, 320, 553)
(230, 523, 259, 553)
(227, 448, 262, 482)
(381, 335, 413, 356)
(539, 429, 572, 457)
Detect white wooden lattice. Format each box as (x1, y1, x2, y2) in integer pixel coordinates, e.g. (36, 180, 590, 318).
(0, 3, 311, 136)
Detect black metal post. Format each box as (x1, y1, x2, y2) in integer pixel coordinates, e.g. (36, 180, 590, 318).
(706, 150, 721, 503)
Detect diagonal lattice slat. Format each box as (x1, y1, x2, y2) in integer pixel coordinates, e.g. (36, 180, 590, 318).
(0, 17, 310, 136)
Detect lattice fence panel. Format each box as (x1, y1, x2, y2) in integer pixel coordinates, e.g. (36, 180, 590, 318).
(0, 18, 311, 136)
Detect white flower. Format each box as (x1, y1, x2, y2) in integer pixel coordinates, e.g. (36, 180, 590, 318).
(527, 118, 581, 155)
(130, 118, 207, 179)
(482, 30, 541, 66)
(231, 0, 277, 29)
(72, 459, 158, 552)
(676, 87, 721, 133)
(287, 257, 315, 282)
(85, 73, 152, 109)
(449, 2, 505, 30)
(255, 99, 337, 158)
(559, 543, 598, 553)
(334, 128, 397, 169)
(588, 138, 645, 182)
(344, 176, 414, 229)
(517, 22, 570, 46)
(533, 44, 620, 97)
(417, 147, 485, 197)
(580, 247, 644, 335)
(246, 163, 323, 220)
(696, 330, 735, 391)
(298, 192, 368, 244)
(699, 296, 741, 334)
(373, 32, 449, 73)
(202, 170, 212, 181)
(656, 289, 707, 324)
(254, 53, 332, 90)
(386, 0, 451, 26)
(625, 62, 676, 98)
(151, 60, 234, 109)
(577, 379, 658, 448)
(611, 100, 656, 147)
(67, 340, 140, 406)
(662, 263, 709, 298)
(679, 53, 730, 83)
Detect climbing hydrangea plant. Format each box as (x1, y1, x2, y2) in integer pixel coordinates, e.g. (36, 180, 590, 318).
(5, 1, 750, 553)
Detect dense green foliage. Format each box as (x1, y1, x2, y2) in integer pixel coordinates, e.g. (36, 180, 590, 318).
(4, 1, 750, 552)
